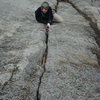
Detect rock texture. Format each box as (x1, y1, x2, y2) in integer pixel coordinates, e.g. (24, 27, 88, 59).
(68, 0, 100, 66)
(0, 0, 46, 100)
(39, 2, 100, 100)
(68, 0, 100, 37)
(0, 0, 100, 100)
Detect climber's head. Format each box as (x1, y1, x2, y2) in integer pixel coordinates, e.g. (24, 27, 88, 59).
(41, 1, 49, 13)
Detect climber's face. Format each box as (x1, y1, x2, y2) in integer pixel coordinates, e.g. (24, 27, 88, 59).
(41, 8, 48, 13)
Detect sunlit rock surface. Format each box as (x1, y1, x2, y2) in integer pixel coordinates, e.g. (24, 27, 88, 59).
(0, 0, 100, 100)
(39, 2, 100, 100)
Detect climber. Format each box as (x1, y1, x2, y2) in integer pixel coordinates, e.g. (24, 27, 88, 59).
(35, 1, 63, 28)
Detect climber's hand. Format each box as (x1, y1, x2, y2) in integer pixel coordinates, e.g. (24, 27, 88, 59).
(47, 23, 50, 28)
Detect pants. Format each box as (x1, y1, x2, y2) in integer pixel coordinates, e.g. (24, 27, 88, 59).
(53, 13, 63, 23)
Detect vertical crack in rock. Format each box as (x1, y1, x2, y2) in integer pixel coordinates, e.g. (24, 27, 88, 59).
(1, 66, 18, 91)
(36, 1, 63, 99)
(66, 0, 100, 65)
(55, 0, 60, 12)
(36, 28, 49, 100)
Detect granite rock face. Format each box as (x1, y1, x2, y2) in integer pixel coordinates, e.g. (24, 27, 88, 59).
(0, 0, 100, 100)
(39, 2, 100, 100)
(68, 0, 100, 32)
(0, 0, 46, 100)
